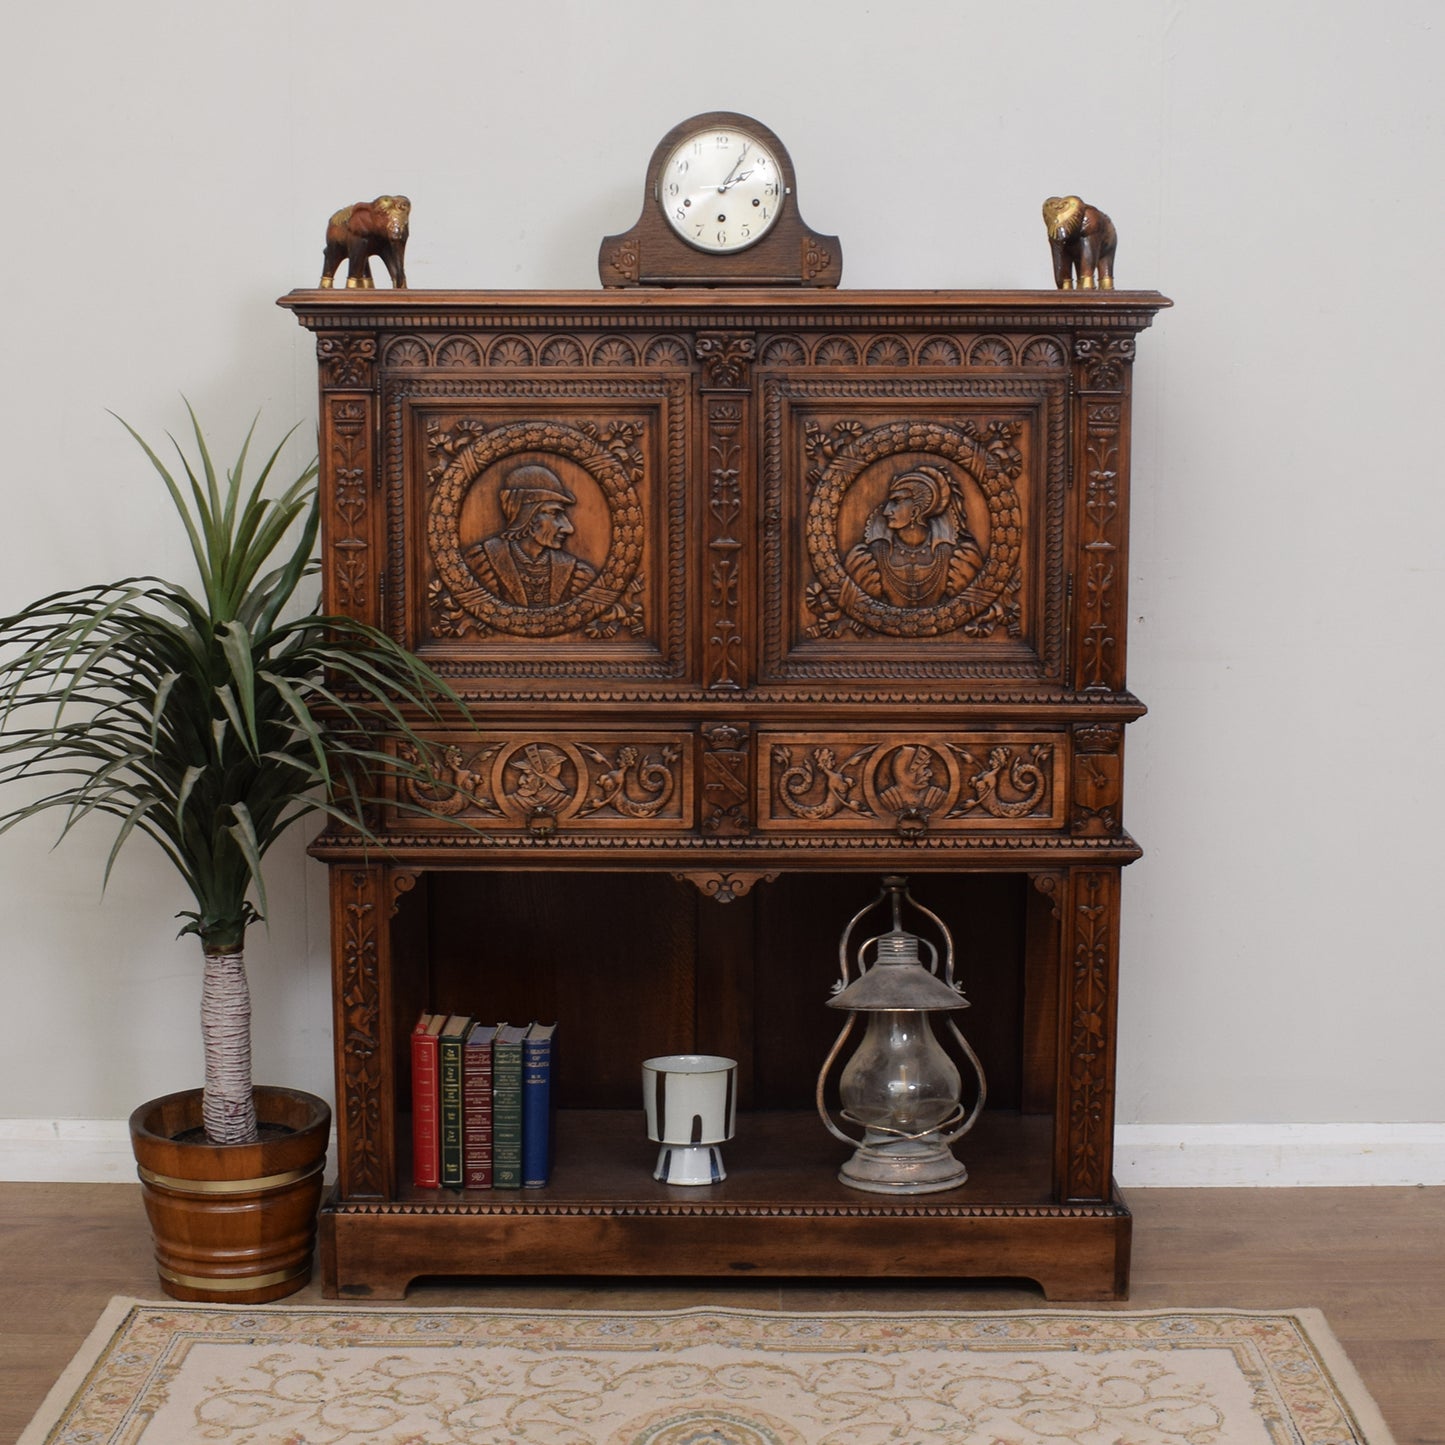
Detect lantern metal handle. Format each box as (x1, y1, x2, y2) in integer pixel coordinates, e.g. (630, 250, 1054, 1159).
(835, 875, 957, 993)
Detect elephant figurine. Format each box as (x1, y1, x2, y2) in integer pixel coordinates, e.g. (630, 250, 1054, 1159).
(320, 194, 410, 288)
(1042, 196, 1116, 290)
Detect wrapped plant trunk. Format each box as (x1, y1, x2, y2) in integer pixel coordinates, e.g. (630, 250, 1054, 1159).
(200, 947, 256, 1144)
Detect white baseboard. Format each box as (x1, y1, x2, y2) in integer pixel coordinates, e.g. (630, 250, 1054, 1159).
(1114, 1123, 1445, 1187)
(2, 1119, 1442, 1187)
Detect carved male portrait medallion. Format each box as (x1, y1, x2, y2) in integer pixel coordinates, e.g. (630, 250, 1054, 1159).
(426, 418, 646, 639)
(803, 419, 1026, 640)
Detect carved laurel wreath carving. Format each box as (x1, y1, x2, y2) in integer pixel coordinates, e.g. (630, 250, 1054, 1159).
(803, 418, 1025, 640)
(425, 419, 645, 639)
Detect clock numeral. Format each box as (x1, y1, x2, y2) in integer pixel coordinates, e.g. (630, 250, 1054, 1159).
(675, 208, 688, 223)
(666, 181, 679, 198)
(715, 133, 729, 148)
(717, 229, 728, 244)
(740, 224, 751, 239)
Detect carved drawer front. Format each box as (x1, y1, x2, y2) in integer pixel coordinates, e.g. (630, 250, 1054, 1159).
(757, 731, 1066, 836)
(387, 731, 695, 835)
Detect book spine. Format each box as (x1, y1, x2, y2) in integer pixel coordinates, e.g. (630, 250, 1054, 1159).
(410, 1024, 441, 1190)
(521, 1031, 554, 1188)
(462, 1037, 494, 1189)
(439, 1032, 466, 1189)
(492, 1033, 524, 1189)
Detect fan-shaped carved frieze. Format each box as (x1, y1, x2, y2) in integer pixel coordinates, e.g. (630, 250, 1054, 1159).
(487, 335, 537, 367)
(426, 417, 646, 640)
(643, 336, 691, 368)
(384, 337, 430, 368)
(813, 335, 860, 367)
(539, 336, 586, 367)
(759, 337, 807, 367)
(916, 336, 963, 367)
(865, 336, 912, 367)
(590, 337, 639, 368)
(435, 336, 483, 369)
(968, 336, 1016, 368)
(1020, 337, 1067, 369)
(802, 417, 1025, 640)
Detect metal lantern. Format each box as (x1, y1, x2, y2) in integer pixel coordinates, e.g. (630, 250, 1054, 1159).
(816, 876, 986, 1194)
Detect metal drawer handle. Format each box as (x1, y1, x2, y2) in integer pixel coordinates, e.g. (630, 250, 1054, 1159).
(895, 807, 931, 839)
(526, 806, 558, 838)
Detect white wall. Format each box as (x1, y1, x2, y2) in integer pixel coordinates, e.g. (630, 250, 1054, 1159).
(2, 1, 1442, 1178)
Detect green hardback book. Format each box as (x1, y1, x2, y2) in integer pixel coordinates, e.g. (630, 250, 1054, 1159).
(491, 1024, 529, 1189)
(437, 1014, 473, 1189)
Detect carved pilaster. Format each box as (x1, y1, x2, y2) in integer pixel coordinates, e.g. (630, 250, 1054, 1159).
(1071, 332, 1134, 694)
(705, 400, 748, 690)
(1058, 868, 1120, 1201)
(698, 337, 755, 692)
(331, 867, 392, 1200)
(1071, 723, 1124, 836)
(320, 396, 376, 624)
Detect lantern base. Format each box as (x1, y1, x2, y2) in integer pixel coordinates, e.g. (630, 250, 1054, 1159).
(838, 1133, 968, 1195)
(654, 1143, 727, 1186)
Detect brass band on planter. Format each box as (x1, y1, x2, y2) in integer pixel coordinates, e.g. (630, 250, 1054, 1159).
(137, 1160, 324, 1195)
(157, 1262, 309, 1292)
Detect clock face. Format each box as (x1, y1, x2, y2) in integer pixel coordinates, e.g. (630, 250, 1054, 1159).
(659, 125, 785, 253)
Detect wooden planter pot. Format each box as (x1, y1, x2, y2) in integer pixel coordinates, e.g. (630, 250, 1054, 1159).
(129, 1085, 330, 1304)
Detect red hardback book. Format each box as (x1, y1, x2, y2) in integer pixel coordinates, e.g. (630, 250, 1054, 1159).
(462, 1022, 499, 1189)
(409, 1012, 446, 1188)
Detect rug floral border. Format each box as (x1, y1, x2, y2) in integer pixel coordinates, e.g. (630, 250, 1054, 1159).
(24, 1301, 1393, 1445)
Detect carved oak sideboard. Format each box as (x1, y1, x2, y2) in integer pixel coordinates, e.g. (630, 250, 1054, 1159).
(280, 287, 1170, 1300)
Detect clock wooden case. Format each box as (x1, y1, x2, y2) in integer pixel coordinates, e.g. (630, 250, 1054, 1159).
(280, 282, 1169, 1300)
(599, 112, 842, 287)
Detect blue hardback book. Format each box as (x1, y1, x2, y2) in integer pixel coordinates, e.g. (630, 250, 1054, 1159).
(521, 1022, 558, 1188)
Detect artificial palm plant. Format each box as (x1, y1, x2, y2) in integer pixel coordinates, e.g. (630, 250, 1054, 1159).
(0, 407, 469, 1146)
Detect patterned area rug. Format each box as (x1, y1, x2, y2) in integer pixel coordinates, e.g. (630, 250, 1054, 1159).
(22, 1299, 1396, 1444)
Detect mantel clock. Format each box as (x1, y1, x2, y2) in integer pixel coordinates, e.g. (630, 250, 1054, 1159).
(598, 111, 842, 286)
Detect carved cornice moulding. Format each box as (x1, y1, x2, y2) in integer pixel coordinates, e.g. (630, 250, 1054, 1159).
(280, 289, 1172, 335)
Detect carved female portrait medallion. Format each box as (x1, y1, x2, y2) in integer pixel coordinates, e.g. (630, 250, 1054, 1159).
(803, 419, 1025, 639)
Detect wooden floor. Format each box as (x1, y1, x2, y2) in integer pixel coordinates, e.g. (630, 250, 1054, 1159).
(2, 1182, 1441, 1443)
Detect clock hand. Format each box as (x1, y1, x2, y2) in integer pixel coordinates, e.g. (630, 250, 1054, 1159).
(720, 167, 754, 192)
(717, 144, 750, 191)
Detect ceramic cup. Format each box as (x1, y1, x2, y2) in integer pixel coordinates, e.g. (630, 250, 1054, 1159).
(642, 1053, 737, 1185)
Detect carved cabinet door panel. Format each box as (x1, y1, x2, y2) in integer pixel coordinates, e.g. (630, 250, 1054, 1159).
(381, 372, 693, 692)
(757, 360, 1068, 692)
